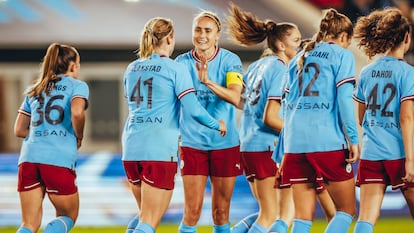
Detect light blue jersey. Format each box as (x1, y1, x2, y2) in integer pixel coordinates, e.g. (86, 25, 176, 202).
(284, 42, 358, 153)
(354, 56, 414, 160)
(239, 56, 285, 152)
(175, 48, 243, 150)
(18, 75, 89, 169)
(122, 54, 219, 162)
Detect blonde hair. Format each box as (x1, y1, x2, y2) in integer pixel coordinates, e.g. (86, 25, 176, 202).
(28, 43, 79, 97)
(193, 10, 222, 32)
(138, 17, 174, 59)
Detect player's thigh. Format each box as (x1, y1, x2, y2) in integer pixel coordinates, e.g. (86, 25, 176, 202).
(139, 182, 173, 228)
(291, 183, 316, 221)
(182, 175, 208, 209)
(19, 187, 45, 231)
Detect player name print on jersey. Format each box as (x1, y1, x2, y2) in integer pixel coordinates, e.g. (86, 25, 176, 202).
(371, 70, 392, 78)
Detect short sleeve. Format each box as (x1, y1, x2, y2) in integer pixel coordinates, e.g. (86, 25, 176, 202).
(18, 95, 31, 116)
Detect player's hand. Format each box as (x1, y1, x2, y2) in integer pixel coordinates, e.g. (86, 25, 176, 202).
(195, 54, 209, 84)
(218, 120, 227, 137)
(402, 159, 414, 183)
(346, 144, 360, 163)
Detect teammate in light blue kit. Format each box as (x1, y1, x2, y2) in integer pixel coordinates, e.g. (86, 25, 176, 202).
(352, 8, 414, 233)
(282, 9, 360, 233)
(175, 10, 243, 233)
(14, 43, 88, 233)
(227, 3, 301, 233)
(121, 17, 226, 233)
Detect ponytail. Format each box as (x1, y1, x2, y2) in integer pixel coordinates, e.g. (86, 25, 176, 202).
(227, 3, 297, 54)
(138, 17, 174, 59)
(28, 43, 78, 97)
(298, 8, 352, 71)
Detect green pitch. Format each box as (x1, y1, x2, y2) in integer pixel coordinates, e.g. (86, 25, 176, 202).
(1, 218, 413, 233)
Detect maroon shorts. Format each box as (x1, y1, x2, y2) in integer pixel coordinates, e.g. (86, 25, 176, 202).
(241, 151, 277, 182)
(17, 162, 78, 195)
(180, 146, 242, 177)
(274, 160, 291, 189)
(123, 161, 177, 190)
(282, 149, 354, 193)
(356, 159, 414, 190)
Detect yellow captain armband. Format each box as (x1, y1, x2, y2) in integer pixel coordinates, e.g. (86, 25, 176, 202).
(226, 71, 243, 87)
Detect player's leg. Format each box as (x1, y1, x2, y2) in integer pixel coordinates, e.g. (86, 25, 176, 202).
(18, 188, 45, 233)
(290, 183, 316, 233)
(179, 175, 208, 233)
(402, 187, 414, 218)
(324, 178, 356, 233)
(210, 146, 242, 233)
(210, 176, 236, 233)
(16, 163, 46, 233)
(269, 187, 294, 233)
(44, 192, 79, 233)
(353, 184, 385, 233)
(316, 189, 335, 222)
(179, 147, 210, 233)
(138, 182, 173, 231)
(123, 161, 142, 233)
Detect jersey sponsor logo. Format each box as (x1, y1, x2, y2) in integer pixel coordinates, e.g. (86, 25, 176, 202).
(34, 130, 68, 137)
(363, 120, 400, 129)
(129, 116, 163, 124)
(286, 102, 330, 110)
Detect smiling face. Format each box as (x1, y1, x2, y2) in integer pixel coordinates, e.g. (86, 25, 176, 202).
(192, 16, 220, 57)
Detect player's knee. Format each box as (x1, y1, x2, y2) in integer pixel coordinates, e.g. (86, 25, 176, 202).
(184, 207, 202, 223)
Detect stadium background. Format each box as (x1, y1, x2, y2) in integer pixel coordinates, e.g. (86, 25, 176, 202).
(0, 0, 412, 229)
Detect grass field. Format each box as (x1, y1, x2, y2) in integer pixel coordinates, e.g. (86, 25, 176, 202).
(1, 218, 413, 233)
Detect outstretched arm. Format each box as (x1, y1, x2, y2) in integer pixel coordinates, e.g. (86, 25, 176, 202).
(180, 92, 227, 136)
